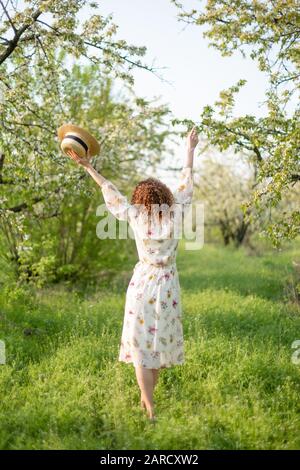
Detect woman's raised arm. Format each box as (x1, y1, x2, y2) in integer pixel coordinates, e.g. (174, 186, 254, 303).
(172, 127, 198, 207)
(66, 149, 132, 221)
(66, 149, 107, 187)
(184, 126, 199, 169)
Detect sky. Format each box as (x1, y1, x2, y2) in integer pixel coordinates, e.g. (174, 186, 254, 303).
(94, 0, 270, 184)
(12, 0, 270, 185)
(98, 0, 269, 120)
(14, 0, 270, 184)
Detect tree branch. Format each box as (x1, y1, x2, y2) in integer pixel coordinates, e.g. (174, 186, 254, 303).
(0, 152, 4, 183)
(0, 8, 42, 64)
(36, 18, 160, 76)
(0, 0, 17, 32)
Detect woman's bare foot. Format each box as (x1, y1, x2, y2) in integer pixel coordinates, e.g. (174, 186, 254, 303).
(140, 396, 146, 410)
(146, 404, 156, 421)
(140, 395, 156, 421)
(148, 411, 156, 422)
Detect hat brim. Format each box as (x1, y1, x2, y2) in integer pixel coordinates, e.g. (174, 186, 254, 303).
(57, 123, 100, 157)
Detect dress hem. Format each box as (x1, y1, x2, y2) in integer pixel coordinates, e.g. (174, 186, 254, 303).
(118, 357, 185, 369)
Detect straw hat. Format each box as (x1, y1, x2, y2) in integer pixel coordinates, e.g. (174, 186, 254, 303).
(57, 123, 100, 159)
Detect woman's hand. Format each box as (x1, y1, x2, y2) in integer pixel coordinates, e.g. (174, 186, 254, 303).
(66, 148, 91, 168)
(187, 126, 199, 151)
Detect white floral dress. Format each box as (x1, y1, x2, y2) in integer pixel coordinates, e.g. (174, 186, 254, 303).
(101, 167, 193, 369)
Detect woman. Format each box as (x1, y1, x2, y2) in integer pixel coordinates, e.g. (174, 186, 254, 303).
(66, 127, 199, 421)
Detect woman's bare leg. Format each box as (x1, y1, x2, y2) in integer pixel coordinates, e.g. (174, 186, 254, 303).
(152, 368, 160, 389)
(135, 366, 155, 419)
(140, 368, 160, 412)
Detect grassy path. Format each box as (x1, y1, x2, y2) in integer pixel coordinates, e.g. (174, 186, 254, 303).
(0, 245, 300, 449)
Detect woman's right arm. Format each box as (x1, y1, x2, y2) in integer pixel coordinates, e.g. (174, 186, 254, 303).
(66, 149, 132, 221)
(85, 163, 107, 187)
(66, 149, 107, 187)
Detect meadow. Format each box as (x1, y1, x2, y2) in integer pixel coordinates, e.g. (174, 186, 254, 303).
(0, 243, 300, 450)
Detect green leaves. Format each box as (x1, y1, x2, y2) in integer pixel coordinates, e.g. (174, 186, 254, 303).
(0, 2, 171, 283)
(173, 0, 300, 245)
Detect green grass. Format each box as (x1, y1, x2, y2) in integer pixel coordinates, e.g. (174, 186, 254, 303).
(0, 244, 300, 450)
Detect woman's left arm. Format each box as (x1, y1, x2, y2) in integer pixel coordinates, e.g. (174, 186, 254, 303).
(184, 126, 199, 169)
(173, 127, 199, 206)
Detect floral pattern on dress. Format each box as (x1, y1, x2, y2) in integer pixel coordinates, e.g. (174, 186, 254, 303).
(100, 167, 193, 369)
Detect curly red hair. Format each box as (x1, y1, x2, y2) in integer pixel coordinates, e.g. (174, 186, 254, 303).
(131, 177, 175, 219)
